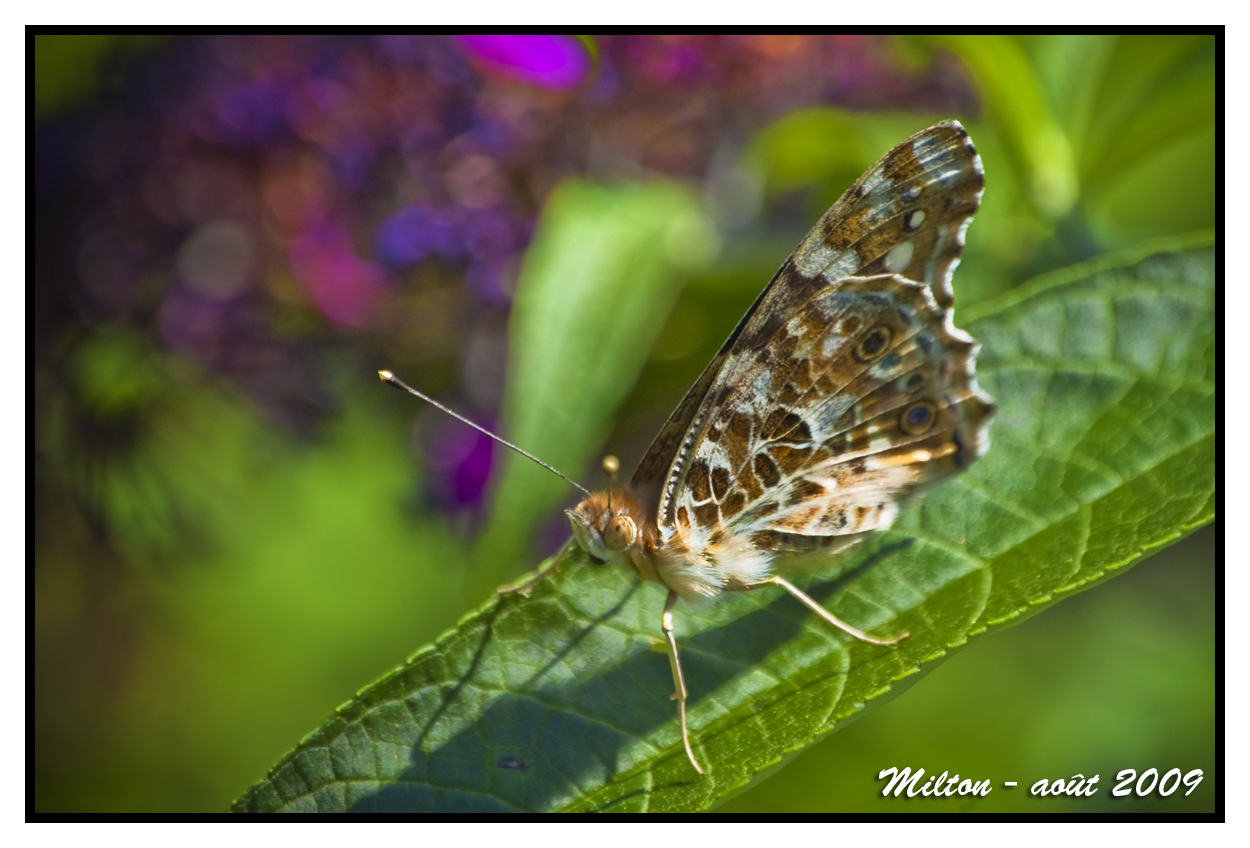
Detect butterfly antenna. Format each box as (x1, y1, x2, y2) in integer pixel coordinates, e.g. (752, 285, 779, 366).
(602, 455, 620, 512)
(378, 370, 591, 496)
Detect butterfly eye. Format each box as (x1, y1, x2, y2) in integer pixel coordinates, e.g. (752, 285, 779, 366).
(854, 326, 893, 361)
(603, 515, 637, 551)
(900, 400, 938, 435)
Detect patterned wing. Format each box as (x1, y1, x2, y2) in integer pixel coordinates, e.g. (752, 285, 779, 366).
(639, 121, 991, 549)
(685, 273, 992, 554)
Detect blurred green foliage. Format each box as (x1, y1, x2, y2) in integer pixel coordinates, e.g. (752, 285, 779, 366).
(34, 34, 167, 121)
(34, 34, 1214, 814)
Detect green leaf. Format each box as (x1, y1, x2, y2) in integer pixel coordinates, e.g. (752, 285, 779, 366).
(233, 236, 1213, 813)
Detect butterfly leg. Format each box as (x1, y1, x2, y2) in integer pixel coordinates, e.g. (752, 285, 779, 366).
(497, 561, 559, 595)
(498, 541, 578, 595)
(661, 589, 705, 775)
(749, 575, 908, 646)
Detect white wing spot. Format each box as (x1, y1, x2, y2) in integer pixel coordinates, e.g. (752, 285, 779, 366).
(907, 210, 925, 230)
(820, 251, 859, 284)
(795, 243, 836, 277)
(884, 240, 915, 273)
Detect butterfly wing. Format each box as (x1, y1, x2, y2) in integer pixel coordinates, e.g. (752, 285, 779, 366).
(718, 273, 992, 552)
(633, 121, 992, 556)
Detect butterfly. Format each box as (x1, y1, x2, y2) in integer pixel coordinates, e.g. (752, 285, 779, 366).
(382, 120, 994, 776)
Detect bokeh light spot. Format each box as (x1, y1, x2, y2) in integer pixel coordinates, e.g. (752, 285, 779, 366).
(457, 35, 590, 89)
(290, 221, 386, 328)
(177, 221, 255, 299)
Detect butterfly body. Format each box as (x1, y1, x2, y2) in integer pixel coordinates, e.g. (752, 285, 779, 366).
(568, 486, 773, 600)
(561, 121, 994, 773)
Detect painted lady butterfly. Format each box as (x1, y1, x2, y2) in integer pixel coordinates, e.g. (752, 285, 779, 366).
(384, 120, 994, 775)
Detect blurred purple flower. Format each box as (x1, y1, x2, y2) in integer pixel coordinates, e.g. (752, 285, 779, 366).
(427, 421, 495, 511)
(589, 56, 621, 102)
(39, 32, 981, 529)
(464, 254, 516, 304)
(461, 206, 522, 255)
(374, 204, 466, 267)
(210, 74, 295, 147)
(637, 39, 708, 84)
(290, 221, 386, 328)
(457, 35, 589, 89)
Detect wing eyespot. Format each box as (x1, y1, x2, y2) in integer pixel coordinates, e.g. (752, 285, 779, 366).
(899, 400, 938, 435)
(854, 326, 892, 361)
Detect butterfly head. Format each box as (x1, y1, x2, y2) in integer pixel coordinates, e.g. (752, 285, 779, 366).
(566, 488, 648, 566)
